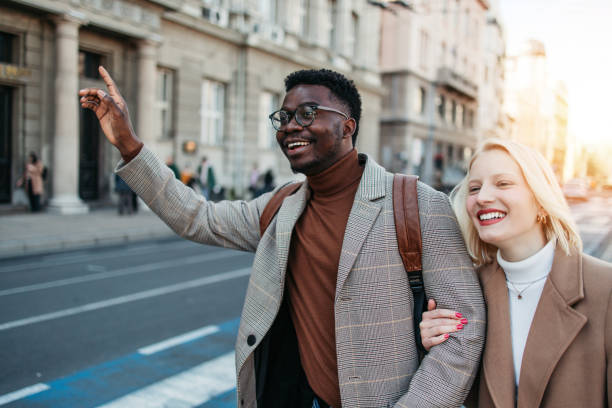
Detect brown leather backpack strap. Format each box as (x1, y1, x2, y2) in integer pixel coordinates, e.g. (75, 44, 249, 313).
(393, 174, 422, 272)
(393, 174, 427, 354)
(259, 182, 303, 237)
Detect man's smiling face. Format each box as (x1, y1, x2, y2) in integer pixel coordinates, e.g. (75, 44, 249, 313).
(276, 84, 354, 176)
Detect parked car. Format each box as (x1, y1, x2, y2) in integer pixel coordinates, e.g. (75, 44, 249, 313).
(563, 179, 589, 201)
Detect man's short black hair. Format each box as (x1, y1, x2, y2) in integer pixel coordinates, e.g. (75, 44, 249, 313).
(284, 69, 362, 145)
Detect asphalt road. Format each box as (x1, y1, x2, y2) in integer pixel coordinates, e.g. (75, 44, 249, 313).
(0, 196, 610, 407)
(0, 238, 252, 407)
(570, 195, 612, 262)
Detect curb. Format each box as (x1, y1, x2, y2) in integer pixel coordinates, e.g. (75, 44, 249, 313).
(0, 228, 175, 260)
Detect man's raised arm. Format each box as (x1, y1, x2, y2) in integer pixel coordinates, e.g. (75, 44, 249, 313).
(79, 66, 266, 252)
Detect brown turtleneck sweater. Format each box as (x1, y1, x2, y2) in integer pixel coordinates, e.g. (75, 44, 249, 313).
(286, 149, 364, 408)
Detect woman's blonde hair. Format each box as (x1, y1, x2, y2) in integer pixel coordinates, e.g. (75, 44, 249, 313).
(450, 138, 582, 266)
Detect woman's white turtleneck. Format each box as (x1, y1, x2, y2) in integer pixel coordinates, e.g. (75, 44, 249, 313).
(497, 239, 555, 386)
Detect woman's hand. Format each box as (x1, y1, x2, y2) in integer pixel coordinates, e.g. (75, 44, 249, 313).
(420, 299, 467, 351)
(78, 66, 143, 161)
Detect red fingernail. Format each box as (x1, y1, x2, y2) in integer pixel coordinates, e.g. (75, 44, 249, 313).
(460, 318, 468, 324)
(455, 312, 463, 318)
(444, 333, 449, 339)
(457, 324, 463, 329)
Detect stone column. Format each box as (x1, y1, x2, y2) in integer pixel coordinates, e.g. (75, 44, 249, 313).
(48, 12, 89, 214)
(136, 38, 159, 153)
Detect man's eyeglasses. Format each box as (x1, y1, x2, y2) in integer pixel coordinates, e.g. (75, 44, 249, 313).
(269, 103, 349, 131)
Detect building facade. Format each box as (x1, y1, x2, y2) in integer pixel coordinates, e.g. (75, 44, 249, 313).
(504, 39, 573, 182)
(0, 0, 383, 212)
(379, 0, 493, 190)
(477, 0, 509, 140)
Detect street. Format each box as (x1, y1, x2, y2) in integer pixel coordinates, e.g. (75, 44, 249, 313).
(569, 194, 612, 263)
(0, 238, 252, 407)
(0, 196, 610, 408)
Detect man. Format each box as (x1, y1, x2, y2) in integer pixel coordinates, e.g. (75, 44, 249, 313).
(80, 67, 485, 407)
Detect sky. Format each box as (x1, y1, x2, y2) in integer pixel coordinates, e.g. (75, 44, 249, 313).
(499, 0, 612, 147)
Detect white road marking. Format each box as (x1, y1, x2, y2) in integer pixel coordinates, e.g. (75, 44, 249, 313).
(578, 224, 612, 234)
(0, 241, 192, 274)
(138, 325, 220, 355)
(0, 267, 250, 331)
(0, 383, 50, 406)
(0, 251, 245, 297)
(96, 352, 236, 408)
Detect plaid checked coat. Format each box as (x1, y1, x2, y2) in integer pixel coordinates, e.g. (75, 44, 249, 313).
(117, 148, 486, 408)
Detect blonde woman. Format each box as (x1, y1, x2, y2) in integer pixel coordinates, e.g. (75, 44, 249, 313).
(420, 139, 612, 407)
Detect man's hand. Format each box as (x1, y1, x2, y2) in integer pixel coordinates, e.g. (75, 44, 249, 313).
(79, 66, 143, 161)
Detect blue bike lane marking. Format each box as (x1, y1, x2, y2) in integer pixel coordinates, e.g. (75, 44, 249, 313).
(1, 318, 240, 408)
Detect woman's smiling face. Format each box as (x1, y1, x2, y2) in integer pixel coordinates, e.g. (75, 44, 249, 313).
(466, 149, 546, 260)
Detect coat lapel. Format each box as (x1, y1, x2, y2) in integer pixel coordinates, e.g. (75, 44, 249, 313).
(480, 262, 517, 408)
(335, 154, 386, 301)
(517, 249, 586, 408)
(275, 183, 308, 290)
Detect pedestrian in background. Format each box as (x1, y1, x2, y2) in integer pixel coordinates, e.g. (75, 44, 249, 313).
(165, 156, 180, 180)
(259, 169, 275, 196)
(114, 173, 133, 215)
(420, 138, 612, 407)
(180, 164, 196, 189)
(16, 152, 45, 212)
(248, 163, 259, 198)
(197, 157, 216, 200)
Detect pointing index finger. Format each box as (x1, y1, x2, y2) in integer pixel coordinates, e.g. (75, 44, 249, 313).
(98, 66, 119, 96)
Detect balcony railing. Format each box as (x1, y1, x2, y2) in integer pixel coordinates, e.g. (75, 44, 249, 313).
(437, 67, 478, 100)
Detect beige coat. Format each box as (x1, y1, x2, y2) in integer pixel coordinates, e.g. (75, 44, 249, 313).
(472, 248, 612, 407)
(22, 161, 44, 195)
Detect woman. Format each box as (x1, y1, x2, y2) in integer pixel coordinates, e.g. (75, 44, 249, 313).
(420, 139, 612, 407)
(17, 152, 45, 212)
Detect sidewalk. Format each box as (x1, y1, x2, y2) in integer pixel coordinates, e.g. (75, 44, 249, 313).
(0, 208, 175, 259)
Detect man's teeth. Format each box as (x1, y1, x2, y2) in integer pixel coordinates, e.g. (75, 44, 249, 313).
(287, 141, 310, 149)
(479, 212, 506, 221)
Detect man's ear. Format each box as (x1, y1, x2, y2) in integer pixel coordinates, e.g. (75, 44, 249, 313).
(343, 118, 356, 140)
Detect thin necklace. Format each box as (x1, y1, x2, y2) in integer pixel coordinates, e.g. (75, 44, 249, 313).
(506, 276, 548, 299)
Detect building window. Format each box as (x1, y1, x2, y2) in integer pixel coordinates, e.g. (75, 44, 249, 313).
(415, 86, 426, 116)
(348, 11, 359, 59)
(467, 109, 474, 128)
(259, 91, 279, 149)
(156, 68, 174, 140)
(259, 0, 278, 23)
(328, 0, 338, 50)
(79, 50, 103, 79)
(200, 79, 225, 146)
(445, 98, 452, 123)
(456, 103, 463, 128)
(419, 29, 429, 70)
(0, 32, 16, 63)
(451, 100, 457, 124)
(437, 94, 445, 121)
(298, 0, 310, 37)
